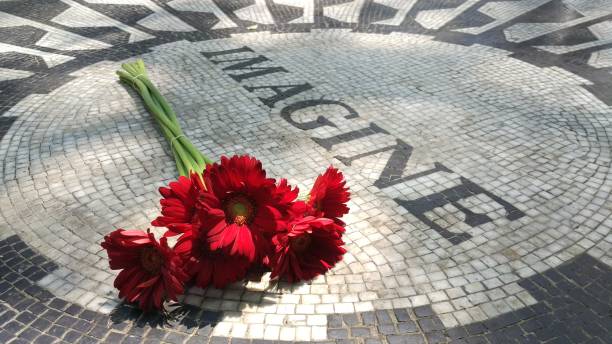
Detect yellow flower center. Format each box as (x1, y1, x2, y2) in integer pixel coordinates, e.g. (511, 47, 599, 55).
(225, 195, 255, 225)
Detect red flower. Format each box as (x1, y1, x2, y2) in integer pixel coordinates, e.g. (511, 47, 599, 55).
(101, 229, 187, 311)
(274, 178, 300, 206)
(174, 227, 249, 289)
(151, 174, 205, 237)
(197, 155, 297, 263)
(269, 216, 346, 283)
(308, 167, 350, 223)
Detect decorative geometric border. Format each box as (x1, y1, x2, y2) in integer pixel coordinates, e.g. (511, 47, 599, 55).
(1, 0, 612, 120)
(2, 234, 610, 343)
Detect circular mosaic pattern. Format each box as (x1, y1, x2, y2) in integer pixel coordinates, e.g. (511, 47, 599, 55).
(1, 1, 612, 342)
(1, 29, 611, 341)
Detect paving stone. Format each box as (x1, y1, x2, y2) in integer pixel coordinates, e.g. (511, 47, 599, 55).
(350, 327, 371, 337)
(393, 309, 411, 322)
(387, 334, 426, 344)
(104, 331, 125, 343)
(164, 331, 189, 344)
(342, 314, 360, 326)
(413, 306, 435, 319)
(328, 328, 349, 339)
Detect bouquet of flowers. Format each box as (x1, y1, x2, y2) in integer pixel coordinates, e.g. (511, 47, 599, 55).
(101, 60, 350, 311)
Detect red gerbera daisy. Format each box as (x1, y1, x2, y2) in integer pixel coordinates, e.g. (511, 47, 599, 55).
(308, 167, 350, 223)
(197, 155, 297, 263)
(151, 173, 206, 237)
(101, 229, 187, 311)
(174, 227, 250, 289)
(269, 215, 346, 283)
(274, 178, 300, 206)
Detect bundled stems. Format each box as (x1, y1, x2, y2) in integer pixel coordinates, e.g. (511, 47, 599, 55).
(117, 59, 213, 176)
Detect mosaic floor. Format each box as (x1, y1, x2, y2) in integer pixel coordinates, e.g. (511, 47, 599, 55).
(1, 0, 612, 343)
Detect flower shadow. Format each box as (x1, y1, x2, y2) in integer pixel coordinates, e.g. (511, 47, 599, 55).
(109, 300, 222, 338)
(104, 264, 314, 339)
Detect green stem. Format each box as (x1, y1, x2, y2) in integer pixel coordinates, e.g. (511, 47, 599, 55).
(145, 85, 210, 168)
(117, 60, 215, 175)
(118, 71, 201, 175)
(148, 90, 210, 170)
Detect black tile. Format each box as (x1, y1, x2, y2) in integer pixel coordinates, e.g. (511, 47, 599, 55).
(13, 278, 32, 291)
(465, 335, 489, 344)
(343, 313, 360, 326)
(335, 340, 357, 344)
(425, 331, 446, 344)
(413, 306, 434, 318)
(465, 322, 487, 335)
(0, 329, 14, 342)
(56, 315, 78, 328)
(0, 282, 11, 294)
(483, 312, 518, 331)
(1, 290, 25, 307)
(16, 311, 36, 325)
(365, 339, 384, 344)
(544, 335, 573, 344)
(126, 321, 147, 337)
(47, 325, 67, 338)
(3, 320, 25, 333)
(397, 321, 418, 334)
(13, 298, 35, 312)
(65, 304, 84, 316)
(76, 335, 98, 344)
(88, 324, 109, 339)
(122, 334, 143, 344)
(328, 314, 343, 328)
(62, 330, 81, 342)
(79, 310, 98, 322)
(328, 328, 349, 339)
(375, 310, 393, 325)
(31, 318, 52, 332)
(377, 324, 396, 335)
(0, 309, 17, 324)
(144, 327, 165, 340)
(362, 311, 376, 326)
(394, 308, 411, 322)
(33, 334, 55, 344)
(109, 320, 129, 332)
(447, 326, 468, 339)
(417, 318, 444, 332)
(17, 327, 41, 341)
(351, 326, 371, 337)
(71, 319, 94, 333)
(47, 298, 69, 311)
(27, 302, 47, 315)
(41, 309, 62, 322)
(105, 331, 125, 343)
(386, 334, 425, 344)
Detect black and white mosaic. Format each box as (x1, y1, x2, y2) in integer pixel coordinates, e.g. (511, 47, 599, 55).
(1, 0, 611, 342)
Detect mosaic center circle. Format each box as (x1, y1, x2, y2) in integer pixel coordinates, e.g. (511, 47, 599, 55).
(1, 31, 610, 330)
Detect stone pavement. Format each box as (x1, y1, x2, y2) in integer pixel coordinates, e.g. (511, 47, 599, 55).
(1, 0, 611, 343)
